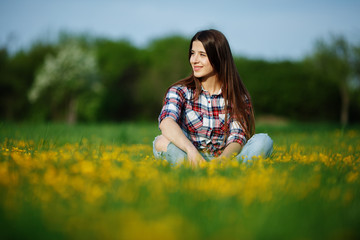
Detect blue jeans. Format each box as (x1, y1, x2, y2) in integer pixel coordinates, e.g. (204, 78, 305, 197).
(153, 133, 273, 164)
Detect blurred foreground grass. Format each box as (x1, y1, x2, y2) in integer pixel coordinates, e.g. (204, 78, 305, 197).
(0, 122, 359, 239)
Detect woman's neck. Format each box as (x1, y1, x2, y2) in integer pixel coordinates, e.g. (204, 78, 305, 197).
(201, 75, 221, 95)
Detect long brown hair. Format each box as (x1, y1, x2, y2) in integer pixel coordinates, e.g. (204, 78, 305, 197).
(169, 29, 255, 139)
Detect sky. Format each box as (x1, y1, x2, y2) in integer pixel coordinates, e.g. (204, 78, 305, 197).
(1, 0, 360, 60)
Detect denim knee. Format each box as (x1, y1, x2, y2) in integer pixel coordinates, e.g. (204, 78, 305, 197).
(237, 133, 273, 162)
(153, 136, 187, 165)
(164, 143, 187, 164)
(251, 133, 273, 154)
(152, 136, 162, 159)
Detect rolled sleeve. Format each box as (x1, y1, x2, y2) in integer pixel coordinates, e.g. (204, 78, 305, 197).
(158, 85, 186, 125)
(226, 118, 247, 146)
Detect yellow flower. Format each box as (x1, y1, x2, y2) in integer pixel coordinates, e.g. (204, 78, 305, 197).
(346, 171, 358, 183)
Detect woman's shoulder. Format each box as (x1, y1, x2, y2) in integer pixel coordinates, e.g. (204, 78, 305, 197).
(168, 84, 193, 98)
(169, 84, 190, 91)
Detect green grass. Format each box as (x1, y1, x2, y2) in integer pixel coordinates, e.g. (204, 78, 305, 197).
(0, 121, 159, 146)
(0, 121, 359, 240)
(1, 121, 356, 146)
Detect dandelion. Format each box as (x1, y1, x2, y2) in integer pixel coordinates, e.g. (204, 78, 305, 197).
(346, 171, 358, 183)
(0, 128, 359, 239)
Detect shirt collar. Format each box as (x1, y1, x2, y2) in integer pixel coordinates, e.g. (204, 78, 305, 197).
(201, 86, 222, 96)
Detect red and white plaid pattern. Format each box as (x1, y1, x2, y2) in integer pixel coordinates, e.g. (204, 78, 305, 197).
(159, 85, 247, 157)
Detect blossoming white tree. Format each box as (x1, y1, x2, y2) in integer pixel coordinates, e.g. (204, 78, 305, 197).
(29, 41, 100, 124)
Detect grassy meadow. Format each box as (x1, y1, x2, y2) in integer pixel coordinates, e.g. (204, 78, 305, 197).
(0, 121, 359, 239)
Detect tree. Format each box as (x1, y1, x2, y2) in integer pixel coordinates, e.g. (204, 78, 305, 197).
(234, 57, 339, 122)
(136, 36, 190, 119)
(0, 43, 55, 121)
(307, 35, 359, 126)
(29, 41, 100, 124)
(95, 39, 144, 121)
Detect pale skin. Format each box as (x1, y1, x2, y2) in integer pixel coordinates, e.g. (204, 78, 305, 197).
(155, 40, 242, 166)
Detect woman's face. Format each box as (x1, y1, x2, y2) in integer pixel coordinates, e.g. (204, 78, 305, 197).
(190, 40, 215, 79)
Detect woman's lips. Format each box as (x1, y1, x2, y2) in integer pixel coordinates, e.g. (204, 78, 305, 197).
(193, 66, 202, 71)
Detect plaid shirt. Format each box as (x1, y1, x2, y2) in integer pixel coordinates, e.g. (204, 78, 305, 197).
(158, 85, 247, 157)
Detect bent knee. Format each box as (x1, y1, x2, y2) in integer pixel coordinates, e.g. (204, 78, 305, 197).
(154, 135, 171, 152)
(250, 133, 273, 153)
(253, 133, 273, 145)
(256, 133, 273, 154)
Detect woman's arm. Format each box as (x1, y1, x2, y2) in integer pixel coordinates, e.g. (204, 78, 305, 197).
(219, 142, 242, 159)
(218, 116, 246, 160)
(160, 117, 206, 165)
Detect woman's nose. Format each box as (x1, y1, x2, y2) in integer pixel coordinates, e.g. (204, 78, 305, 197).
(191, 54, 199, 63)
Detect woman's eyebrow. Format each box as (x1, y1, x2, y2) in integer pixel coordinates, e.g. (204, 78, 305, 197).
(191, 49, 206, 54)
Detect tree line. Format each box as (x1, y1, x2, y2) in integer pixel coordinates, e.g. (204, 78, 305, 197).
(0, 33, 359, 125)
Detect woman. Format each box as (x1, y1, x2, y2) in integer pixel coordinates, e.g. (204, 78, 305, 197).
(153, 29, 273, 166)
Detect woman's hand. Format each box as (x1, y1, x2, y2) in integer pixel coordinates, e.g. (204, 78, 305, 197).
(186, 148, 206, 166)
(219, 142, 242, 159)
(160, 118, 206, 167)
